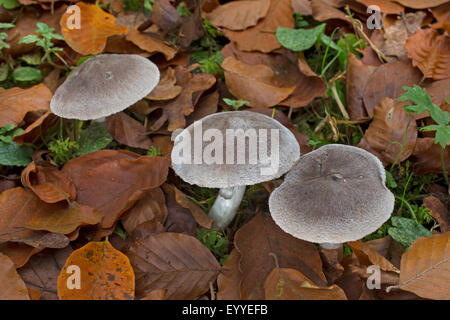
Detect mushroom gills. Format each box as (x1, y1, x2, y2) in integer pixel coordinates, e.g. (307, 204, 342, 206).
(208, 185, 246, 229)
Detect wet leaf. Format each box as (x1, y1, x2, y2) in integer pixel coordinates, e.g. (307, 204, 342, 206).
(126, 232, 221, 299)
(397, 232, 449, 300)
(0, 252, 30, 300)
(58, 241, 135, 300)
(60, 2, 128, 55)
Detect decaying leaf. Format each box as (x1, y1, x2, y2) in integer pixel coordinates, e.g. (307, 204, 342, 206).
(404, 29, 450, 80)
(235, 214, 326, 300)
(146, 67, 182, 101)
(0, 252, 30, 300)
(0, 84, 52, 128)
(126, 28, 177, 60)
(396, 232, 449, 300)
(58, 241, 135, 300)
(60, 2, 128, 55)
(394, 0, 448, 9)
(126, 232, 221, 299)
(265, 268, 347, 300)
(355, 0, 403, 14)
(106, 112, 153, 149)
(410, 138, 450, 175)
(217, 248, 242, 300)
(423, 196, 449, 232)
(348, 241, 398, 272)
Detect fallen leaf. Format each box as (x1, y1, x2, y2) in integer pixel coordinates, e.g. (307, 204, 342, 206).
(141, 289, 167, 300)
(146, 67, 182, 100)
(265, 268, 347, 300)
(431, 2, 450, 33)
(363, 60, 422, 117)
(311, 0, 348, 22)
(217, 248, 242, 300)
(60, 2, 128, 55)
(0, 243, 42, 268)
(423, 196, 449, 232)
(235, 214, 326, 300)
(410, 138, 450, 175)
(17, 247, 73, 300)
(396, 232, 450, 300)
(13, 112, 57, 146)
(150, 0, 182, 32)
(359, 97, 417, 164)
(120, 187, 167, 234)
(222, 56, 295, 108)
(0, 252, 30, 300)
(61, 150, 169, 228)
(106, 112, 153, 149)
(319, 247, 344, 284)
(126, 28, 177, 60)
(394, 0, 448, 9)
(346, 53, 377, 120)
(348, 241, 398, 272)
(126, 232, 221, 299)
(21, 161, 76, 203)
(224, 0, 294, 53)
(291, 0, 312, 15)
(404, 28, 450, 80)
(204, 0, 270, 31)
(355, 0, 403, 14)
(186, 90, 219, 125)
(58, 241, 135, 300)
(0, 84, 52, 128)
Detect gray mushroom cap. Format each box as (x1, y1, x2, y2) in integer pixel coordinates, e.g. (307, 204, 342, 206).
(50, 54, 160, 120)
(269, 144, 394, 244)
(171, 111, 300, 188)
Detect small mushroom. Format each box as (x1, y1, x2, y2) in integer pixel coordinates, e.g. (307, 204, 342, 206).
(50, 54, 160, 120)
(171, 111, 300, 229)
(269, 144, 394, 248)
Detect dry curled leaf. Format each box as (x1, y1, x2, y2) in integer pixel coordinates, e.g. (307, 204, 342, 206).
(0, 253, 30, 300)
(204, 0, 270, 31)
(126, 232, 221, 299)
(61, 150, 169, 229)
(235, 214, 326, 300)
(423, 196, 449, 233)
(58, 241, 135, 300)
(348, 241, 398, 272)
(265, 268, 347, 300)
(396, 232, 450, 300)
(106, 112, 153, 149)
(0, 84, 52, 128)
(60, 2, 128, 55)
(404, 28, 450, 80)
(222, 56, 295, 108)
(126, 28, 177, 60)
(359, 97, 417, 165)
(146, 67, 182, 101)
(21, 162, 76, 204)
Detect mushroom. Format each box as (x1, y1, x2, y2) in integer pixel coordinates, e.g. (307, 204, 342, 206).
(50, 54, 160, 121)
(269, 144, 394, 249)
(171, 111, 300, 229)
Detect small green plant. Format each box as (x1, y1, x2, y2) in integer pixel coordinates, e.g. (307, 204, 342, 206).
(399, 85, 449, 185)
(196, 228, 229, 264)
(19, 22, 65, 64)
(48, 137, 79, 165)
(0, 23, 14, 52)
(223, 98, 249, 110)
(0, 124, 33, 166)
(176, 2, 190, 17)
(0, 0, 20, 9)
(147, 146, 162, 156)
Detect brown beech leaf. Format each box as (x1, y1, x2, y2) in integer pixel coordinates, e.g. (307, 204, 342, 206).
(355, 0, 403, 14)
(0, 243, 42, 268)
(394, 0, 448, 9)
(0, 253, 30, 300)
(141, 289, 167, 300)
(126, 232, 221, 299)
(423, 196, 449, 232)
(126, 28, 177, 60)
(311, 0, 348, 22)
(265, 268, 347, 300)
(13, 112, 56, 146)
(359, 97, 417, 165)
(224, 0, 294, 53)
(58, 241, 135, 300)
(17, 247, 73, 300)
(404, 29, 450, 80)
(151, 0, 182, 32)
(217, 248, 242, 300)
(291, 0, 312, 15)
(60, 2, 128, 55)
(120, 187, 167, 234)
(396, 232, 450, 300)
(348, 241, 398, 272)
(21, 162, 76, 203)
(186, 90, 219, 125)
(319, 247, 344, 284)
(363, 60, 422, 117)
(0, 84, 52, 128)
(204, 0, 270, 31)
(235, 214, 326, 300)
(431, 2, 450, 33)
(61, 150, 169, 229)
(222, 56, 295, 108)
(146, 67, 182, 101)
(346, 53, 377, 120)
(410, 138, 450, 175)
(148, 66, 216, 131)
(106, 112, 152, 149)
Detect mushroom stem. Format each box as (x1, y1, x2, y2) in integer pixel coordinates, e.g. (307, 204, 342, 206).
(93, 117, 106, 123)
(208, 186, 246, 229)
(320, 242, 343, 250)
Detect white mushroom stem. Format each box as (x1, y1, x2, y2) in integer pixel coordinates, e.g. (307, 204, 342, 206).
(320, 243, 343, 250)
(208, 186, 246, 229)
(93, 117, 106, 123)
